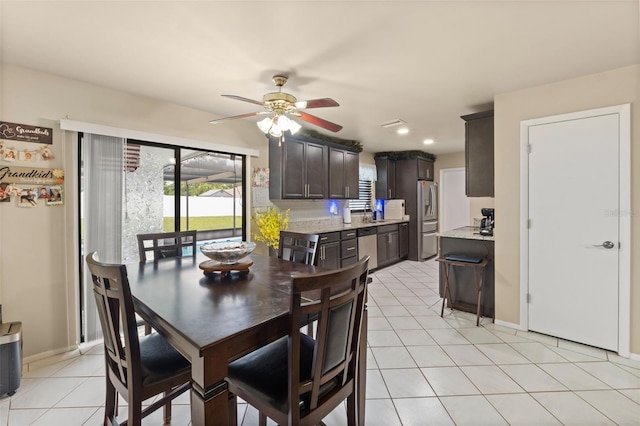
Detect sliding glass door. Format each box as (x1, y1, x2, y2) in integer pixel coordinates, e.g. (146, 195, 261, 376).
(79, 136, 245, 343)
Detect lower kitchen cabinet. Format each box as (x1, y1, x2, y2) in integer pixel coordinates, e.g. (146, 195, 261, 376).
(399, 222, 409, 259)
(317, 232, 341, 269)
(340, 229, 358, 267)
(377, 224, 399, 268)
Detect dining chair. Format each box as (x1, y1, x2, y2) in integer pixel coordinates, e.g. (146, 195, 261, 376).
(136, 230, 197, 263)
(226, 256, 370, 426)
(86, 252, 191, 426)
(278, 231, 320, 265)
(278, 231, 320, 337)
(136, 230, 198, 334)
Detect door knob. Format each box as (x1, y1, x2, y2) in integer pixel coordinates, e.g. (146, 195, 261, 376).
(593, 241, 615, 249)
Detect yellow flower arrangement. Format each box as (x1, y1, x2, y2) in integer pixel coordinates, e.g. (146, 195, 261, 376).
(252, 207, 290, 250)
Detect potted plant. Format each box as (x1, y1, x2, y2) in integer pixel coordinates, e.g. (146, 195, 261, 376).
(252, 206, 290, 254)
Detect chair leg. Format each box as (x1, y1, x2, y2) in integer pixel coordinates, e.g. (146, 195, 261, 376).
(144, 323, 152, 335)
(346, 392, 357, 426)
(259, 412, 267, 426)
(104, 377, 117, 426)
(162, 391, 172, 424)
(128, 401, 143, 426)
(306, 321, 315, 338)
(228, 393, 238, 425)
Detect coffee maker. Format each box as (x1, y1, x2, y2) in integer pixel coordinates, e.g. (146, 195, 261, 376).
(480, 208, 495, 236)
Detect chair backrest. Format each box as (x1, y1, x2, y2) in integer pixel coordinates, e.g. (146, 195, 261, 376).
(137, 230, 197, 263)
(287, 255, 370, 424)
(278, 231, 319, 265)
(85, 252, 142, 393)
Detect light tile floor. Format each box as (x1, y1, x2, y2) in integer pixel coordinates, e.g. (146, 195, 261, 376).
(3, 259, 640, 425)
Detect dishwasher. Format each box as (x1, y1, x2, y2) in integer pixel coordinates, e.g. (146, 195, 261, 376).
(357, 227, 378, 271)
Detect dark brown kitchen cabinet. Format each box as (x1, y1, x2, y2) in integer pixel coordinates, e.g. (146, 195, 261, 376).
(317, 232, 341, 269)
(340, 229, 358, 267)
(375, 157, 396, 199)
(329, 148, 360, 199)
(399, 222, 409, 259)
(462, 110, 494, 197)
(377, 224, 399, 268)
(417, 158, 434, 181)
(269, 136, 327, 199)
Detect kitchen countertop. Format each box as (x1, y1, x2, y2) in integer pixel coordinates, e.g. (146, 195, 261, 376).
(287, 218, 409, 235)
(438, 226, 495, 241)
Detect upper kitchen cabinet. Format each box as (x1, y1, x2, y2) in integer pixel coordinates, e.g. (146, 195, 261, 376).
(417, 158, 434, 181)
(328, 148, 360, 199)
(375, 157, 396, 199)
(461, 110, 494, 197)
(269, 135, 327, 199)
(395, 157, 435, 182)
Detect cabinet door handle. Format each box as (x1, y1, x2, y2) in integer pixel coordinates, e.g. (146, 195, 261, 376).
(346, 246, 356, 251)
(388, 188, 391, 199)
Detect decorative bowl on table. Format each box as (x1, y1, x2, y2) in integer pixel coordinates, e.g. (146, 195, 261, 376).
(200, 241, 256, 265)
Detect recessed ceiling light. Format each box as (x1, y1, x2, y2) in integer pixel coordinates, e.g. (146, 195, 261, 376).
(423, 139, 434, 145)
(397, 127, 409, 135)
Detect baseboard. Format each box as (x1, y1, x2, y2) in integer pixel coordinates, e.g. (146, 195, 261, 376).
(494, 319, 525, 330)
(628, 352, 640, 362)
(23, 344, 80, 365)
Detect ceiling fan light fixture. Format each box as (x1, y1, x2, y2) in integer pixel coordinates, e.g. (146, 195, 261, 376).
(287, 118, 302, 135)
(257, 117, 273, 133)
(257, 115, 302, 137)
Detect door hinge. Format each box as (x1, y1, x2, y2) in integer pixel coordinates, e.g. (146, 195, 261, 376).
(527, 219, 531, 229)
(527, 144, 532, 154)
(526, 293, 531, 303)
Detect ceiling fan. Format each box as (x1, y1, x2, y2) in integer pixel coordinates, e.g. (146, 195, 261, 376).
(209, 75, 343, 136)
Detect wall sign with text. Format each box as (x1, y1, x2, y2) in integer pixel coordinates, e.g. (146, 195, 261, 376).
(0, 121, 55, 163)
(0, 166, 64, 207)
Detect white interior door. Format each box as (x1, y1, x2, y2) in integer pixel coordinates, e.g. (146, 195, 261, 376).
(527, 113, 620, 351)
(439, 168, 470, 231)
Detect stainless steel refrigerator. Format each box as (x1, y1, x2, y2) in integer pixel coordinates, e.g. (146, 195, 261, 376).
(418, 180, 438, 259)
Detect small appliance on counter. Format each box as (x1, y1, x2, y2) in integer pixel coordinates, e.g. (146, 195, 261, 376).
(384, 199, 405, 220)
(480, 208, 495, 236)
(343, 201, 352, 224)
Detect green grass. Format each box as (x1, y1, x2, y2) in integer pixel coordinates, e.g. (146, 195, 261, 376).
(163, 216, 243, 232)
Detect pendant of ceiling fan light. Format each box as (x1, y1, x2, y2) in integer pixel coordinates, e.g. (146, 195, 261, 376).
(257, 117, 273, 133)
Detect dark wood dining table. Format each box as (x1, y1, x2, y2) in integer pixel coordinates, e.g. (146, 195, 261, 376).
(127, 253, 368, 426)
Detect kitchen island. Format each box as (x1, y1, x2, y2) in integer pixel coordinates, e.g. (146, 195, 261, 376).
(438, 226, 495, 319)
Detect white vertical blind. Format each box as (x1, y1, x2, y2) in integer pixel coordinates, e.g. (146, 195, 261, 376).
(82, 133, 124, 341)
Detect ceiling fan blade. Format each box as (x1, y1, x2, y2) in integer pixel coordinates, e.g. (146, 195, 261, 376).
(209, 111, 266, 124)
(295, 98, 340, 109)
(221, 94, 265, 106)
(295, 112, 343, 132)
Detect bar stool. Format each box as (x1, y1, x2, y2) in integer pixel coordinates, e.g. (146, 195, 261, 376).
(436, 256, 490, 326)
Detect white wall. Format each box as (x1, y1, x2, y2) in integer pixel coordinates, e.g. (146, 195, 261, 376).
(0, 64, 265, 358)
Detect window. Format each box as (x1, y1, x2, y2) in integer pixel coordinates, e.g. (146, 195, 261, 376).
(349, 179, 374, 212)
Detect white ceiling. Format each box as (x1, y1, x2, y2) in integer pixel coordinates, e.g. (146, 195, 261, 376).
(1, 1, 638, 155)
